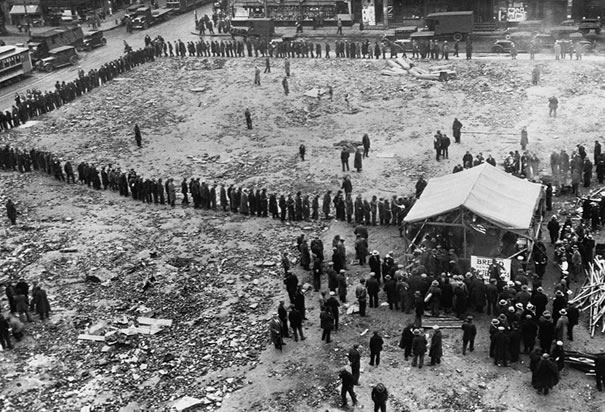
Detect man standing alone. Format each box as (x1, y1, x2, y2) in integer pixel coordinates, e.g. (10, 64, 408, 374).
(452, 118, 463, 143)
(245, 108, 252, 129)
(6, 199, 17, 225)
(134, 124, 142, 147)
(369, 330, 384, 366)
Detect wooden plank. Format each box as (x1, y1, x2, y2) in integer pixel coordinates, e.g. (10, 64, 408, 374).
(78, 334, 106, 342)
(137, 317, 173, 327)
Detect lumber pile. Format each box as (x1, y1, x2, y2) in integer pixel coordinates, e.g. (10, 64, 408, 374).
(381, 57, 457, 81)
(569, 259, 605, 337)
(564, 350, 602, 374)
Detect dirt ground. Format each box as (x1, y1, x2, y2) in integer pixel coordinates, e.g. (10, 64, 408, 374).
(3, 54, 605, 411)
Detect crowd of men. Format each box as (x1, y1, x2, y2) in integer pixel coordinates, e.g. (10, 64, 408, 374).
(0, 278, 51, 350)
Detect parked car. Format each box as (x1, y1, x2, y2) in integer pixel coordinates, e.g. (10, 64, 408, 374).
(81, 30, 107, 50)
(36, 46, 79, 72)
(579, 18, 601, 34)
(492, 36, 594, 54)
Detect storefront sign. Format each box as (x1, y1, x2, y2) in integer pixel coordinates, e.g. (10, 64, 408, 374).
(470, 255, 512, 281)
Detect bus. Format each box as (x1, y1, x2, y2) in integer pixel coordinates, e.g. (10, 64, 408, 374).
(166, 0, 213, 14)
(0, 46, 33, 85)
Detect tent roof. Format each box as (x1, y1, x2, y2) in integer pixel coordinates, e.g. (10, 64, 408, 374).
(404, 163, 543, 230)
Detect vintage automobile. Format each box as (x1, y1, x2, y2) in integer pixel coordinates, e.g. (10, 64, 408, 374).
(81, 30, 107, 51)
(579, 18, 601, 34)
(492, 35, 595, 54)
(36, 45, 79, 72)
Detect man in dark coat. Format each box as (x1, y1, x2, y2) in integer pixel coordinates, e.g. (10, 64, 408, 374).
(538, 311, 555, 352)
(134, 124, 142, 147)
(6, 199, 17, 224)
(339, 368, 358, 407)
(337, 270, 347, 303)
(533, 353, 559, 395)
(320, 306, 334, 343)
(348, 344, 361, 384)
(284, 272, 298, 303)
(429, 326, 443, 365)
(31, 285, 50, 320)
(289, 305, 305, 341)
(341, 148, 350, 172)
(362, 133, 370, 157)
(411, 328, 427, 368)
(371, 383, 388, 412)
(414, 291, 424, 327)
(294, 286, 306, 320)
(452, 118, 463, 143)
(595, 352, 605, 391)
(326, 291, 340, 331)
(369, 331, 384, 366)
(366, 272, 380, 308)
(566, 303, 579, 340)
(461, 315, 477, 355)
(493, 326, 510, 366)
(384, 275, 398, 310)
(354, 148, 363, 172)
(277, 300, 290, 338)
(399, 322, 415, 360)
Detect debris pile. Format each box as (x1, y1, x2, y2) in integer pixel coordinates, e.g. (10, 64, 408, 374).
(381, 57, 457, 81)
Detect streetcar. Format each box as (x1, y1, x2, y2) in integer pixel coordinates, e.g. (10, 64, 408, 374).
(0, 46, 33, 86)
(166, 0, 213, 14)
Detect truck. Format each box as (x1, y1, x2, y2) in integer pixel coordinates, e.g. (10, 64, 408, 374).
(417, 11, 474, 41)
(230, 18, 275, 39)
(131, 6, 172, 29)
(27, 26, 84, 63)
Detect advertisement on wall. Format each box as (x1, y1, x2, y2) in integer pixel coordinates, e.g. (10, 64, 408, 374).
(362, 1, 376, 26)
(498, 3, 527, 22)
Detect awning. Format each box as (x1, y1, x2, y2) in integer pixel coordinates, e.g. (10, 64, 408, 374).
(404, 163, 543, 231)
(9, 5, 41, 15)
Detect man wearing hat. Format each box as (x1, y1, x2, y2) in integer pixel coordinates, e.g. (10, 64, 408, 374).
(552, 291, 567, 323)
(337, 270, 348, 303)
(429, 325, 443, 366)
(320, 305, 334, 343)
(538, 311, 555, 352)
(532, 353, 559, 395)
(366, 272, 380, 308)
(551, 340, 565, 371)
(566, 303, 580, 341)
(369, 251, 382, 283)
(327, 262, 338, 292)
(411, 329, 427, 368)
(338, 368, 358, 407)
(414, 291, 424, 327)
(531, 287, 548, 318)
(521, 311, 538, 354)
(486, 278, 498, 316)
(371, 383, 388, 412)
(493, 326, 510, 367)
(461, 316, 477, 355)
(555, 309, 568, 341)
(269, 312, 284, 351)
(356, 279, 368, 317)
(399, 322, 415, 361)
(326, 291, 341, 332)
(384, 275, 398, 311)
(348, 344, 361, 384)
(369, 331, 384, 366)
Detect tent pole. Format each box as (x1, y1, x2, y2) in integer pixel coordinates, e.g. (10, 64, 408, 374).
(406, 220, 427, 253)
(461, 208, 467, 261)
